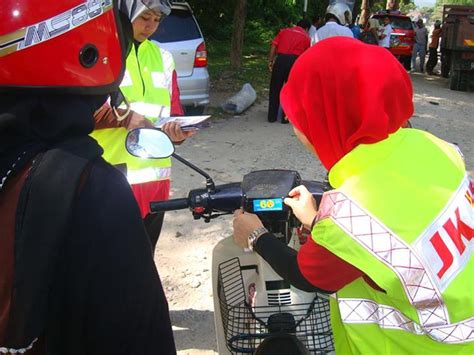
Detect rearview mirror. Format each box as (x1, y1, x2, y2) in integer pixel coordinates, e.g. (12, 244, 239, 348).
(126, 128, 175, 159)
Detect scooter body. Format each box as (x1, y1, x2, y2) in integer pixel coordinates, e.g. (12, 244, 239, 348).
(212, 233, 333, 354)
(209, 170, 333, 354)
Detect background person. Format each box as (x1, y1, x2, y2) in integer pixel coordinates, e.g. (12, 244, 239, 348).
(360, 18, 380, 45)
(412, 18, 428, 73)
(92, 2, 195, 251)
(426, 20, 442, 75)
(378, 16, 393, 49)
(308, 15, 321, 45)
(349, 18, 361, 39)
(0, 0, 176, 353)
(267, 19, 311, 123)
(316, 3, 354, 42)
(232, 37, 473, 354)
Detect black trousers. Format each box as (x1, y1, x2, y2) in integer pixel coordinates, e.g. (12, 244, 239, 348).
(426, 48, 438, 73)
(268, 54, 298, 122)
(144, 211, 165, 251)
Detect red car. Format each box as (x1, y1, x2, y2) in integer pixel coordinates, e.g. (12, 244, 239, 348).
(372, 11, 415, 70)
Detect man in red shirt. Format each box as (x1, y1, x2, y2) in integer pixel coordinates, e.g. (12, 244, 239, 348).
(268, 19, 311, 123)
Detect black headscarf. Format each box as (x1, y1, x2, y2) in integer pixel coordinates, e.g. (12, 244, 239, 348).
(0, 94, 109, 348)
(0, 94, 107, 189)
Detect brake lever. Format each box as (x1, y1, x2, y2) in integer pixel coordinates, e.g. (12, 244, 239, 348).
(192, 208, 233, 223)
(210, 212, 233, 219)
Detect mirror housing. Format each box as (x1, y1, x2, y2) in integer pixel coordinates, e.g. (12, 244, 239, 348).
(126, 128, 175, 159)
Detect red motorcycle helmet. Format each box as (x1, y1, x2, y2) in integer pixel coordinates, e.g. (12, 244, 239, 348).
(0, 0, 142, 95)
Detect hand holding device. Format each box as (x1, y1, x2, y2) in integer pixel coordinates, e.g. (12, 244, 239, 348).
(284, 185, 318, 229)
(233, 209, 265, 249)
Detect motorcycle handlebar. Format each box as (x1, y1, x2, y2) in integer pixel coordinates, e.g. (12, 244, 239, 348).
(150, 198, 189, 212)
(150, 180, 328, 215)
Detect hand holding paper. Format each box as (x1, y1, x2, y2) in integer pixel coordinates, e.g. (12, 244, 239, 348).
(161, 121, 197, 143)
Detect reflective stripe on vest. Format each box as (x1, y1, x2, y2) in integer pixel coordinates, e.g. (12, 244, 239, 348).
(317, 175, 473, 342)
(127, 166, 171, 185)
(338, 298, 474, 344)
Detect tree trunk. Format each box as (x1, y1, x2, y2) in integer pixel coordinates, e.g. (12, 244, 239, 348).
(360, 0, 370, 26)
(386, 0, 400, 10)
(230, 0, 247, 70)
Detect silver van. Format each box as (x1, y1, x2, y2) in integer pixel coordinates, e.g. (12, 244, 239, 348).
(150, 1, 210, 114)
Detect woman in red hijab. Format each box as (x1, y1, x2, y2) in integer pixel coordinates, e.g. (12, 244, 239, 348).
(233, 38, 472, 354)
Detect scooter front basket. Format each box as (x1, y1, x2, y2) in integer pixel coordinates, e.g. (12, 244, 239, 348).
(217, 257, 334, 354)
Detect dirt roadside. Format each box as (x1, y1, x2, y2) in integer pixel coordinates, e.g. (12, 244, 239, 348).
(155, 73, 473, 354)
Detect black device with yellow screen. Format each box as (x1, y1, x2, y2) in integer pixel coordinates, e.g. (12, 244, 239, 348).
(241, 170, 301, 236)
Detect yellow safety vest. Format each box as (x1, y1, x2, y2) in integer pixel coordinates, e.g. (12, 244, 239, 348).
(312, 129, 473, 354)
(91, 40, 175, 184)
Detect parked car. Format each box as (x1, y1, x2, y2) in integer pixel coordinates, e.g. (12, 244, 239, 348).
(150, 1, 209, 114)
(371, 11, 415, 70)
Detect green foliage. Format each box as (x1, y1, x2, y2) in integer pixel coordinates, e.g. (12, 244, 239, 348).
(187, 0, 422, 44)
(187, 0, 330, 45)
(436, 0, 474, 4)
(207, 39, 269, 93)
(371, 2, 386, 13)
(311, 0, 331, 18)
(400, 2, 417, 13)
(419, 6, 434, 15)
(369, 0, 415, 13)
(245, 20, 277, 43)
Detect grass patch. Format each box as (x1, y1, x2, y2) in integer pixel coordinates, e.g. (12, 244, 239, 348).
(207, 40, 270, 119)
(207, 106, 228, 120)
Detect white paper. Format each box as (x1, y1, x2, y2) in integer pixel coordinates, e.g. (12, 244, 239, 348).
(154, 115, 211, 131)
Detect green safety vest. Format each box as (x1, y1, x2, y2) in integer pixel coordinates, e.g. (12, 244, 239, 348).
(91, 40, 174, 184)
(312, 129, 473, 354)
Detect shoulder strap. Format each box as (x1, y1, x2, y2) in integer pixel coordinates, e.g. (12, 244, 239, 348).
(4, 136, 101, 348)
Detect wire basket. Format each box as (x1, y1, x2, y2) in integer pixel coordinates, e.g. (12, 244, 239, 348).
(217, 258, 334, 354)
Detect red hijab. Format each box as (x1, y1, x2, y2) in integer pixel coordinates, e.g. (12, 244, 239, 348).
(281, 37, 414, 170)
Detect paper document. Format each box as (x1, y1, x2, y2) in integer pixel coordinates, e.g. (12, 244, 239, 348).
(154, 115, 211, 131)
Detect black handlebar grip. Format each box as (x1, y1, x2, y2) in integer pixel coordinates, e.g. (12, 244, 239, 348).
(150, 198, 189, 212)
